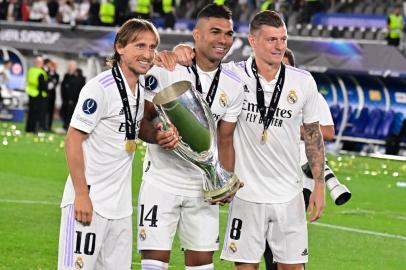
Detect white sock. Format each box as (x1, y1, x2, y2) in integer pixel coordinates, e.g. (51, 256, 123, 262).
(141, 259, 169, 270)
(185, 263, 214, 270)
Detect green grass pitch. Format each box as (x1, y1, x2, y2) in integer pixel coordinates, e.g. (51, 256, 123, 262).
(0, 122, 405, 269)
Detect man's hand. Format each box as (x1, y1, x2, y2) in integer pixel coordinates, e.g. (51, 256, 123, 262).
(154, 50, 178, 71)
(173, 44, 195, 67)
(155, 122, 180, 150)
(307, 183, 325, 222)
(210, 181, 244, 206)
(74, 193, 93, 226)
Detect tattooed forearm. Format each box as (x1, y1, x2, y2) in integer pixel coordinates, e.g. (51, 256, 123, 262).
(303, 121, 325, 184)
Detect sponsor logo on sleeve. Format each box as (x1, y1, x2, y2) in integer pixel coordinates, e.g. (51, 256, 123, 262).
(82, 98, 97, 115)
(145, 75, 158, 91)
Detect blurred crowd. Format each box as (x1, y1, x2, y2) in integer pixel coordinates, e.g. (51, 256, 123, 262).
(22, 56, 85, 133)
(0, 0, 341, 133)
(0, 0, 333, 28)
(1, 55, 87, 133)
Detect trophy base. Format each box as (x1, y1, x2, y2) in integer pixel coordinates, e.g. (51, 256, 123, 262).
(204, 174, 240, 202)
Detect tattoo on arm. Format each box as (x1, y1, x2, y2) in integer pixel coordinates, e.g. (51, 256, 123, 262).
(303, 122, 325, 183)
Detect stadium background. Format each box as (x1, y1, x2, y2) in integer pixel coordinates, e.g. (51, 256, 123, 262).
(0, 0, 406, 269)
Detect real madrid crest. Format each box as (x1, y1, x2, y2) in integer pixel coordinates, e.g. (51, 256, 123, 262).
(287, 90, 298, 104)
(139, 228, 146, 241)
(229, 242, 237, 253)
(75, 256, 84, 269)
(219, 91, 228, 107)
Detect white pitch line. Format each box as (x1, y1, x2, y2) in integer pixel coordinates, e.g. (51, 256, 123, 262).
(310, 222, 406, 241)
(223, 210, 406, 241)
(2, 198, 405, 241)
(0, 198, 59, 205)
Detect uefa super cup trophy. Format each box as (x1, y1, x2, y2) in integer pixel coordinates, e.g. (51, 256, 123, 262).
(152, 80, 240, 202)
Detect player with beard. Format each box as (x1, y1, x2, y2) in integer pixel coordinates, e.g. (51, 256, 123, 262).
(171, 11, 330, 270)
(57, 19, 178, 270)
(167, 11, 328, 270)
(138, 4, 244, 270)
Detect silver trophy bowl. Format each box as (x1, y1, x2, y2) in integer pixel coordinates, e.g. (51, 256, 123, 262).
(152, 80, 240, 202)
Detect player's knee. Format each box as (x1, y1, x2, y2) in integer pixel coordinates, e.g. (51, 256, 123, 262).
(277, 263, 304, 270)
(235, 262, 259, 270)
(141, 250, 171, 263)
(184, 250, 213, 266)
(141, 259, 169, 270)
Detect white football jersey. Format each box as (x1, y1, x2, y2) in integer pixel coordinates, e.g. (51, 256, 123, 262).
(225, 56, 320, 203)
(142, 63, 244, 197)
(299, 93, 334, 165)
(61, 67, 144, 219)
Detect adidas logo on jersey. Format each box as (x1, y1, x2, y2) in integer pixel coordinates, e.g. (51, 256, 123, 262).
(119, 107, 124, 115)
(243, 85, 249, 93)
(301, 248, 308, 256)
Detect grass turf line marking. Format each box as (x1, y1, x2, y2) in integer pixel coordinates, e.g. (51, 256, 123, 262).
(2, 198, 405, 241)
(221, 210, 406, 241)
(310, 222, 406, 241)
(0, 198, 59, 205)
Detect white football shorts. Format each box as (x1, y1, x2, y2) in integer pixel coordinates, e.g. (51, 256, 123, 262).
(58, 204, 132, 270)
(221, 192, 308, 264)
(137, 181, 219, 251)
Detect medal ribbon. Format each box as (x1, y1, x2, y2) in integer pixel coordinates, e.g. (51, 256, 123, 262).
(112, 63, 141, 141)
(190, 57, 222, 108)
(251, 59, 286, 132)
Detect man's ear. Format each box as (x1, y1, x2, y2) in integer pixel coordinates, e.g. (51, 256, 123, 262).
(116, 43, 124, 55)
(192, 28, 200, 42)
(248, 34, 256, 49)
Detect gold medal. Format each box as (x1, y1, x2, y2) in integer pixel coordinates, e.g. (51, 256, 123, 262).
(261, 129, 267, 144)
(125, 140, 137, 153)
